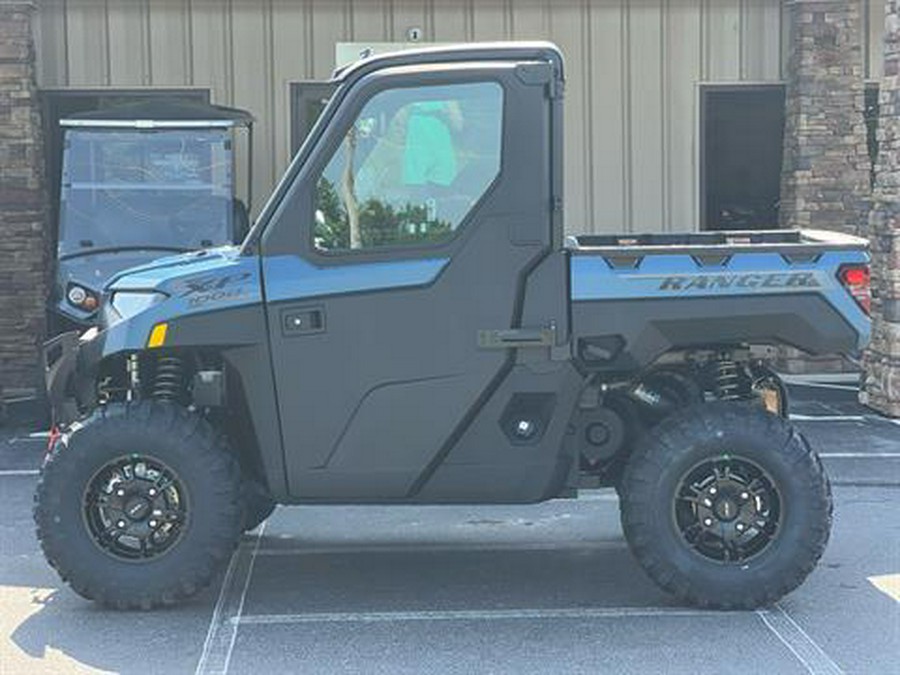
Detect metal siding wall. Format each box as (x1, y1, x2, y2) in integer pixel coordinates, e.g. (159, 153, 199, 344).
(666, 0, 703, 233)
(271, 0, 313, 179)
(589, 2, 626, 231)
(148, 1, 193, 86)
(549, 1, 590, 231)
(703, 0, 741, 80)
(106, 1, 149, 85)
(867, 0, 884, 79)
(64, 0, 109, 86)
(35, 0, 68, 87)
(34, 0, 880, 233)
(741, 0, 782, 80)
(629, 1, 665, 232)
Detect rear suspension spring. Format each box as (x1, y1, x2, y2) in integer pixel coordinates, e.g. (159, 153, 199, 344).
(152, 355, 185, 401)
(715, 359, 742, 401)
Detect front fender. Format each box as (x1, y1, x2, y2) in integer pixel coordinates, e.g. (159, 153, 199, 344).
(44, 296, 268, 427)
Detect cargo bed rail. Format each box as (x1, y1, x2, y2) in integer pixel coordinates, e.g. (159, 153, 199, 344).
(567, 229, 867, 257)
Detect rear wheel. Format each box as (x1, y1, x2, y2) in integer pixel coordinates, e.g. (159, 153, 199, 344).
(619, 402, 831, 609)
(34, 402, 243, 609)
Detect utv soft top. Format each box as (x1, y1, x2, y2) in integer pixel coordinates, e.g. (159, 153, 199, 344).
(60, 99, 254, 129)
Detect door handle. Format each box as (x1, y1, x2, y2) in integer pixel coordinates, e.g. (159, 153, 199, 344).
(282, 307, 325, 336)
(477, 325, 556, 349)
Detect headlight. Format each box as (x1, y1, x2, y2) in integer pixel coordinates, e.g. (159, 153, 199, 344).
(110, 292, 166, 320)
(66, 283, 100, 312)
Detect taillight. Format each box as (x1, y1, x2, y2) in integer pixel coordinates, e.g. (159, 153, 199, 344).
(838, 264, 871, 315)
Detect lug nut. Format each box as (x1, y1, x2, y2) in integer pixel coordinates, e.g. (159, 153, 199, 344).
(740, 492, 749, 501)
(148, 488, 157, 497)
(736, 523, 746, 532)
(703, 518, 714, 527)
(149, 519, 158, 528)
(116, 520, 126, 528)
(708, 487, 717, 496)
(703, 498, 713, 507)
(116, 489, 125, 497)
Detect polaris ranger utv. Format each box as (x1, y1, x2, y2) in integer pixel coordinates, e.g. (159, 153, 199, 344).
(37, 43, 870, 610)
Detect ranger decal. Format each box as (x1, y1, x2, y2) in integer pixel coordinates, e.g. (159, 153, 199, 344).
(657, 272, 820, 292)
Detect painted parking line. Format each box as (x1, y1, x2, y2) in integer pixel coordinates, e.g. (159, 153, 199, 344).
(790, 414, 867, 422)
(868, 574, 900, 603)
(195, 523, 266, 675)
(790, 413, 900, 427)
(232, 606, 732, 626)
(756, 604, 844, 675)
(819, 453, 900, 459)
(0, 469, 39, 477)
(255, 540, 627, 557)
(8, 434, 48, 445)
(576, 490, 620, 501)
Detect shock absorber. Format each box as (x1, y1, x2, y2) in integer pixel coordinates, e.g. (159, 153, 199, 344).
(152, 354, 185, 402)
(715, 358, 742, 401)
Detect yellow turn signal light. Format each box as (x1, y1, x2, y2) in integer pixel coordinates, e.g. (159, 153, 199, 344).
(147, 323, 168, 349)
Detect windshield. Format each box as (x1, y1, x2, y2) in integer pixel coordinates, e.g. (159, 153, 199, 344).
(58, 128, 234, 257)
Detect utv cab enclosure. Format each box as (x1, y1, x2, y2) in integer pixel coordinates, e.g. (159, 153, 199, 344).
(38, 43, 869, 611)
(50, 99, 253, 333)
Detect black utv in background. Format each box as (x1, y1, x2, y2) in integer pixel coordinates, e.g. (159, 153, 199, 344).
(48, 100, 253, 334)
(36, 43, 869, 611)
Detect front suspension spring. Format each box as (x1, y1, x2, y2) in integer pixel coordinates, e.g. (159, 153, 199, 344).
(152, 355, 185, 401)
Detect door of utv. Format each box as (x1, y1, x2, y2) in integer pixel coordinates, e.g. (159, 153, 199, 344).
(261, 59, 575, 502)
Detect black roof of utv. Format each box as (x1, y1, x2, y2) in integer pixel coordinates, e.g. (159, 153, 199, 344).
(60, 99, 254, 129)
(331, 41, 565, 83)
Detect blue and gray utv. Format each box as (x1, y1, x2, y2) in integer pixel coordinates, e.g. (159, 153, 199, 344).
(37, 43, 870, 611)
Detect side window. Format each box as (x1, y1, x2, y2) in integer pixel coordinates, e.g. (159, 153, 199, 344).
(313, 82, 503, 252)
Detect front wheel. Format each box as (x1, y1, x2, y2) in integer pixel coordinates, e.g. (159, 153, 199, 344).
(34, 402, 243, 609)
(619, 402, 832, 609)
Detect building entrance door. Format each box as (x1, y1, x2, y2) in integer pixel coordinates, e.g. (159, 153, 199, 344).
(700, 85, 785, 231)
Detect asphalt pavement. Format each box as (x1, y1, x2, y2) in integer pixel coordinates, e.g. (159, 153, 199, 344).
(1, 384, 897, 674)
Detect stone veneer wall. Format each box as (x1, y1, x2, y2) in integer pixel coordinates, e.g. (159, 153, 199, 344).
(0, 0, 47, 397)
(780, 0, 872, 235)
(862, 0, 900, 417)
(778, 0, 872, 374)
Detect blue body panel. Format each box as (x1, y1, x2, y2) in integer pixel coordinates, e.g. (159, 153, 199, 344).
(88, 238, 869, 356)
(570, 249, 871, 350)
(99, 247, 263, 355)
(95, 248, 449, 355)
(262, 255, 449, 303)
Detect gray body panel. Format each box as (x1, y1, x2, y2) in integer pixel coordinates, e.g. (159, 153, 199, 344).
(571, 294, 860, 373)
(260, 57, 572, 502)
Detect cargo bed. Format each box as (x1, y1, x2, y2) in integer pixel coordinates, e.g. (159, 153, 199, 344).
(568, 229, 870, 372)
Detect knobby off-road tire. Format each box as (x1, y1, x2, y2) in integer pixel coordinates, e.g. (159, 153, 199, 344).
(619, 402, 832, 610)
(34, 402, 243, 609)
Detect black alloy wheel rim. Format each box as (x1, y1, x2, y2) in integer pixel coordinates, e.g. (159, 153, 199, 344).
(673, 455, 782, 564)
(83, 456, 188, 561)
